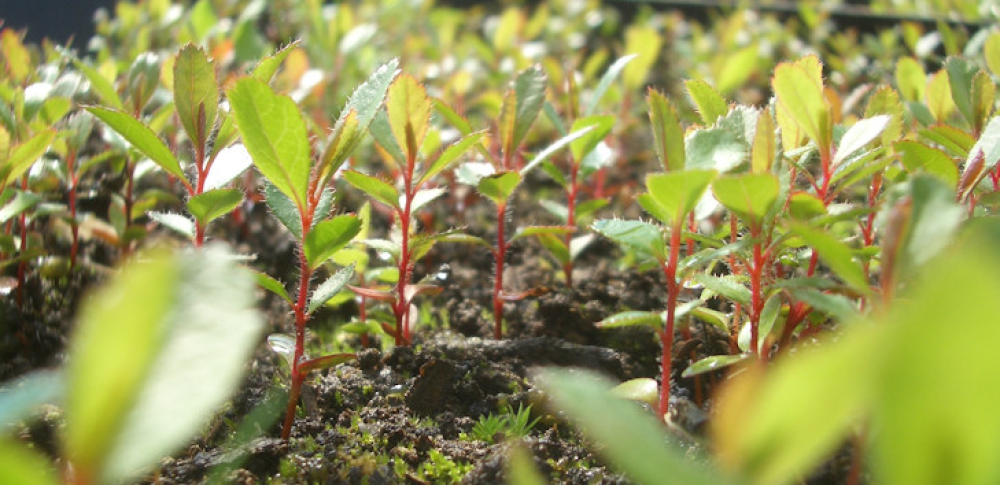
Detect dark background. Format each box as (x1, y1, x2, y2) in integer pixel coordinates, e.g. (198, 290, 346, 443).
(0, 0, 116, 46)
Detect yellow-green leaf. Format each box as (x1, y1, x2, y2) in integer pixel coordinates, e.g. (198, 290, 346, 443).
(386, 74, 432, 163)
(751, 110, 775, 174)
(648, 89, 685, 171)
(173, 44, 218, 149)
(772, 56, 832, 153)
(86, 107, 186, 182)
(685, 79, 728, 126)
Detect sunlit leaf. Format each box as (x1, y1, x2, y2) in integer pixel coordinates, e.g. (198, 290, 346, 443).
(596, 310, 664, 330)
(87, 107, 187, 182)
(895, 141, 958, 186)
(682, 354, 750, 378)
(711, 173, 779, 227)
(251, 41, 300, 82)
(477, 171, 520, 206)
(304, 214, 362, 270)
(833, 115, 891, 166)
(343, 170, 401, 211)
(173, 44, 218, 149)
(227, 77, 311, 210)
(418, 130, 486, 187)
(751, 110, 776, 174)
(648, 89, 685, 171)
(773, 56, 832, 153)
(645, 170, 717, 228)
(386, 74, 432, 161)
(592, 218, 667, 261)
(186, 188, 242, 226)
(685, 79, 728, 126)
(585, 54, 636, 116)
(308, 264, 356, 314)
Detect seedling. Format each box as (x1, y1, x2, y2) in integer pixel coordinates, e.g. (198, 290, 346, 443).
(470, 403, 541, 444)
(345, 73, 484, 346)
(228, 56, 397, 439)
(87, 44, 254, 248)
(448, 65, 592, 338)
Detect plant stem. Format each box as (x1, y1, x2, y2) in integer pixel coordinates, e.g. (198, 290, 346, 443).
(658, 222, 683, 421)
(394, 152, 417, 345)
(563, 164, 578, 287)
(493, 200, 508, 339)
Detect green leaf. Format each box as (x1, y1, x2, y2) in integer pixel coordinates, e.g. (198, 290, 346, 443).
(893, 175, 965, 278)
(685, 126, 747, 172)
(621, 25, 661, 90)
(787, 192, 826, 220)
(692, 273, 751, 305)
(644, 170, 717, 228)
(173, 44, 218, 149)
(682, 353, 750, 378)
(304, 214, 362, 270)
(410, 188, 445, 213)
(148, 212, 195, 240)
(895, 57, 926, 102)
(773, 56, 832, 153)
(787, 288, 860, 322)
(576, 198, 609, 220)
(569, 115, 615, 163)
(263, 182, 302, 239)
(73, 60, 124, 110)
(511, 225, 573, 242)
(970, 71, 995, 133)
(299, 353, 356, 375)
(418, 130, 486, 187)
(0, 190, 40, 224)
(596, 310, 664, 330)
(790, 223, 870, 294)
(536, 369, 721, 485)
(723, 324, 881, 485)
(499, 65, 547, 156)
(186, 188, 242, 226)
(685, 79, 728, 126)
(0, 439, 59, 485)
(251, 270, 291, 304)
(204, 143, 253, 190)
(585, 54, 636, 116)
(711, 173, 779, 227)
(873, 237, 1000, 485)
(251, 41, 299, 82)
(609, 377, 659, 408)
(86, 108, 186, 182)
(386, 74, 432, 162)
(648, 89, 685, 171)
(534, 232, 570, 265)
(833, 115, 890, 166)
(64, 245, 262, 484)
(227, 77, 311, 210)
(944, 57, 977, 128)
(592, 218, 667, 261)
(433, 98, 473, 135)
(715, 44, 759, 95)
(751, 110, 776, 174)
(343, 170, 400, 211)
(477, 171, 521, 205)
(308, 263, 356, 314)
(320, 59, 399, 181)
(927, 69, 956, 124)
(895, 141, 958, 186)
(521, 125, 595, 175)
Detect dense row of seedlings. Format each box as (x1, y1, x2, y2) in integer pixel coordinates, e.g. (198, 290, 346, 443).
(2, 0, 1000, 482)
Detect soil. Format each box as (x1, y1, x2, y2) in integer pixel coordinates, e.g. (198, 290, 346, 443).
(2, 149, 858, 484)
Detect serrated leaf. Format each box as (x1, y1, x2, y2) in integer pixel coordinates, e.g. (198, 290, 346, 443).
(585, 54, 636, 116)
(308, 264, 356, 314)
(252, 270, 291, 304)
(790, 223, 870, 294)
(833, 115, 891, 166)
(263, 182, 302, 238)
(187, 188, 242, 226)
(712, 173, 779, 227)
(686, 79, 728, 126)
(592, 219, 667, 261)
(174, 44, 218, 149)
(682, 354, 750, 378)
(418, 130, 486, 187)
(86, 108, 185, 182)
(648, 89, 685, 171)
(148, 212, 195, 240)
(251, 41, 300, 82)
(477, 171, 521, 205)
(320, 59, 399, 181)
(304, 215, 362, 270)
(386, 74, 432, 161)
(645, 170, 717, 228)
(227, 77, 311, 210)
(596, 310, 665, 329)
(773, 56, 832, 153)
(343, 170, 400, 210)
(500, 65, 547, 158)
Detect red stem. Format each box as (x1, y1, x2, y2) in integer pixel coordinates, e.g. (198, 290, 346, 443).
(394, 152, 417, 345)
(658, 223, 683, 421)
(493, 200, 507, 339)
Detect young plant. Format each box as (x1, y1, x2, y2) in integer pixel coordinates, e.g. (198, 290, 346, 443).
(87, 44, 255, 248)
(470, 403, 541, 444)
(228, 58, 398, 439)
(345, 73, 485, 346)
(448, 65, 591, 338)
